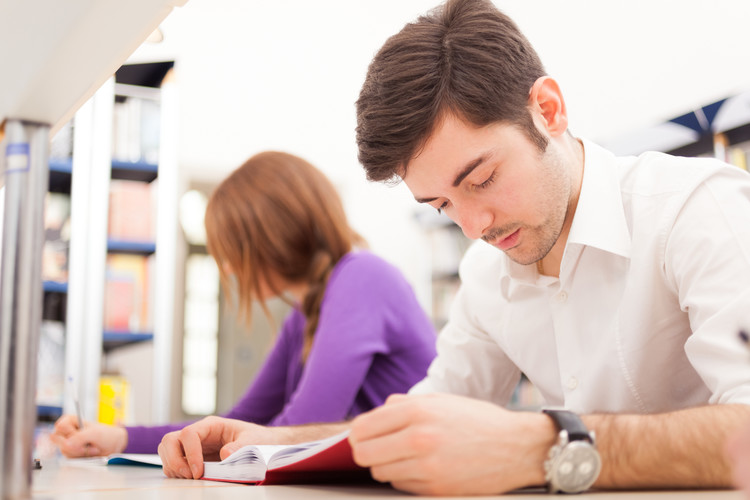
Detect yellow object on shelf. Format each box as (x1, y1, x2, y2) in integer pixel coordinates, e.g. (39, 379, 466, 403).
(98, 375, 130, 425)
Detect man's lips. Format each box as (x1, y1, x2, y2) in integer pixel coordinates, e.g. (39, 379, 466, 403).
(489, 228, 521, 251)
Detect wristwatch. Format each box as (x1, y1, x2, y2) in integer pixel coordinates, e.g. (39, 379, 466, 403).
(542, 409, 601, 494)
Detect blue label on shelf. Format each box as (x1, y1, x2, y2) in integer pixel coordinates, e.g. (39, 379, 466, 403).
(5, 143, 30, 173)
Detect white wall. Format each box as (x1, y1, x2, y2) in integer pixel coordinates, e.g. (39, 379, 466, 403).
(128, 0, 750, 307)
(504, 0, 750, 141)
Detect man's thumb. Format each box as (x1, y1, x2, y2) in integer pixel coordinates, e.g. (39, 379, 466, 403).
(219, 441, 241, 460)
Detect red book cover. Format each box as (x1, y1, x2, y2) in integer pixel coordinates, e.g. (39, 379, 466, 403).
(201, 431, 371, 485)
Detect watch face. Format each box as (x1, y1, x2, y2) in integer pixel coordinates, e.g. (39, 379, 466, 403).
(551, 441, 602, 493)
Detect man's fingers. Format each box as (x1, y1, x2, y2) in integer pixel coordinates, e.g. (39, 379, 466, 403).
(369, 455, 430, 486)
(350, 426, 420, 468)
(350, 395, 425, 444)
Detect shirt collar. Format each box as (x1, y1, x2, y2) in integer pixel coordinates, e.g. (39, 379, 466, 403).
(505, 138, 631, 285)
(567, 138, 632, 259)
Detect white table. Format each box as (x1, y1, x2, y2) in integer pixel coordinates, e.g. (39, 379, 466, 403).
(32, 458, 746, 500)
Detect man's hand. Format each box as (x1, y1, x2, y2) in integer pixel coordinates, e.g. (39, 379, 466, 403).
(348, 393, 555, 496)
(158, 416, 276, 479)
(50, 414, 128, 457)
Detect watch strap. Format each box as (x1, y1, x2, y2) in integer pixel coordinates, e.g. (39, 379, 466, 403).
(542, 409, 592, 443)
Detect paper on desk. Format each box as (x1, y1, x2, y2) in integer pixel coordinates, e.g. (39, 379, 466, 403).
(106, 453, 162, 467)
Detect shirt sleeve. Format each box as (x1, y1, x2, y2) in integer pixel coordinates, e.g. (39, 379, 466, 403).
(666, 165, 750, 405)
(267, 257, 394, 425)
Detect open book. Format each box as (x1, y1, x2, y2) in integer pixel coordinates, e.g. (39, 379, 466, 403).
(201, 430, 370, 485)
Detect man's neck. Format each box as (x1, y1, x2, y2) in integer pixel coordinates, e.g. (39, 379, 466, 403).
(538, 136, 585, 278)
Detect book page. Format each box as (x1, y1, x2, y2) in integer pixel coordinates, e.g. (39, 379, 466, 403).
(267, 430, 351, 469)
(201, 430, 357, 484)
(253, 444, 290, 464)
(202, 445, 267, 482)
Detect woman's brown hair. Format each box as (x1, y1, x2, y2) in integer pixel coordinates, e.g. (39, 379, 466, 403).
(356, 0, 548, 183)
(205, 151, 364, 360)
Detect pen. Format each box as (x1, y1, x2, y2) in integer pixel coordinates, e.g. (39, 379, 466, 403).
(67, 376, 84, 430)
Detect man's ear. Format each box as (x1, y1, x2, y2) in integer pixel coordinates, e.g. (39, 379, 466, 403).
(528, 76, 568, 137)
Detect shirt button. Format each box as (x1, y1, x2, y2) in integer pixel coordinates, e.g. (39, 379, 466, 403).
(567, 377, 578, 390)
(557, 291, 568, 303)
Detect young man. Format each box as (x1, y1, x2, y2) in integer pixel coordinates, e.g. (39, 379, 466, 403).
(159, 0, 750, 495)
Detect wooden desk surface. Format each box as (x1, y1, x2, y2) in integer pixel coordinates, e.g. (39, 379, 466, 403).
(32, 459, 745, 500)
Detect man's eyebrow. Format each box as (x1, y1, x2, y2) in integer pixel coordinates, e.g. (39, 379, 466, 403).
(415, 195, 437, 204)
(452, 157, 484, 187)
(413, 155, 487, 204)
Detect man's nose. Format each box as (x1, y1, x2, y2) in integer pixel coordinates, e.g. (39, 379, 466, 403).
(453, 202, 492, 240)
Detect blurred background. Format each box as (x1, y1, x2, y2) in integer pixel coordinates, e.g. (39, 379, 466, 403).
(22, 0, 750, 442)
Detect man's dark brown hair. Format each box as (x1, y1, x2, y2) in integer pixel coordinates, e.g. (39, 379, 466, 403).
(356, 0, 547, 182)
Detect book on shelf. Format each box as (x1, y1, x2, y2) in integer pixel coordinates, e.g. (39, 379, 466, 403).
(99, 374, 131, 426)
(112, 95, 161, 164)
(42, 192, 71, 283)
(201, 430, 369, 485)
(36, 320, 65, 408)
(108, 180, 155, 242)
(103, 254, 153, 332)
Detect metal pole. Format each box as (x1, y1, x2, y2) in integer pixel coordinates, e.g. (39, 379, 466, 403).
(0, 119, 49, 500)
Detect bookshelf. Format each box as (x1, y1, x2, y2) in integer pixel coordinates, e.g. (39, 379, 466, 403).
(37, 126, 75, 419)
(2, 2, 187, 497)
(111, 160, 159, 182)
(48, 158, 73, 192)
(43, 281, 69, 294)
(62, 60, 180, 427)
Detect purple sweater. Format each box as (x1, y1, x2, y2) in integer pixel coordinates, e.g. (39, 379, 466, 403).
(124, 251, 437, 453)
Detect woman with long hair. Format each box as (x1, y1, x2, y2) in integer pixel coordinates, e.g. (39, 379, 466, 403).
(52, 151, 436, 456)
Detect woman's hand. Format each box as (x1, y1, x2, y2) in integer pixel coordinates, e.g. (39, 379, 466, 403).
(158, 416, 276, 479)
(50, 414, 128, 457)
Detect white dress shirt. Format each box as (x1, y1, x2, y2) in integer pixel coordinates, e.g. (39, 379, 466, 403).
(410, 139, 750, 414)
